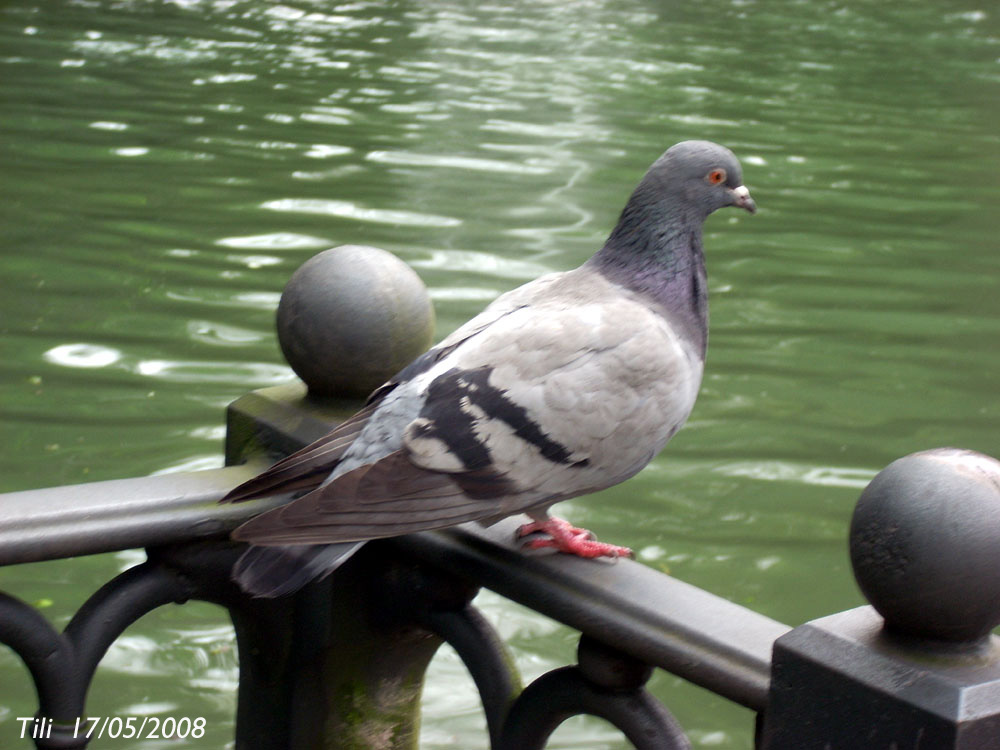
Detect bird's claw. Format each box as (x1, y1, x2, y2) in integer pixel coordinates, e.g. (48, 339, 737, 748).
(516, 517, 632, 559)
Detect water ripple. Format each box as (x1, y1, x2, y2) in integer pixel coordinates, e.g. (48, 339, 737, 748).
(186, 320, 265, 346)
(165, 290, 282, 309)
(714, 462, 876, 490)
(261, 198, 462, 227)
(366, 149, 552, 175)
(411, 249, 552, 279)
(215, 232, 331, 250)
(43, 343, 122, 369)
(135, 359, 293, 386)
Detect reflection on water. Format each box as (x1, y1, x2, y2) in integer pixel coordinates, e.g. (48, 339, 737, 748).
(1, 0, 999, 747)
(214, 231, 331, 250)
(43, 343, 123, 369)
(713, 461, 875, 489)
(43, 344, 294, 385)
(261, 197, 464, 227)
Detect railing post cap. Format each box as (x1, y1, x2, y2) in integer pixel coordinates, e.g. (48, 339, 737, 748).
(849, 447, 1000, 645)
(276, 245, 435, 398)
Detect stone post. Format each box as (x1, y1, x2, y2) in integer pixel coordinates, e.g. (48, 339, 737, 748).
(759, 448, 1000, 749)
(225, 245, 449, 750)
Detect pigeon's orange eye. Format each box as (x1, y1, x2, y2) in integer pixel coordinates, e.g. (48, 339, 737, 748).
(707, 169, 727, 185)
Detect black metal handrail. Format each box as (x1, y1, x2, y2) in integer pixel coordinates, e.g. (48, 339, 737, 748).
(394, 520, 785, 712)
(0, 465, 786, 709)
(0, 464, 271, 565)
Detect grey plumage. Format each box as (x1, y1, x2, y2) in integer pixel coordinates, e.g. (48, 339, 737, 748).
(223, 140, 755, 597)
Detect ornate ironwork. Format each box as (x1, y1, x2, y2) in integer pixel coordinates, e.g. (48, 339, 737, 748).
(0, 508, 715, 750)
(495, 635, 690, 750)
(0, 559, 194, 749)
(0, 530, 699, 749)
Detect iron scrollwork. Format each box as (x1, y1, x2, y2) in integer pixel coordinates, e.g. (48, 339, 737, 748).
(0, 560, 195, 749)
(1, 539, 693, 749)
(416, 572, 692, 750)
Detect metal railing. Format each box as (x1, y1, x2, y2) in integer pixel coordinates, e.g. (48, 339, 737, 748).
(3, 380, 1000, 749)
(5, 248, 1000, 748)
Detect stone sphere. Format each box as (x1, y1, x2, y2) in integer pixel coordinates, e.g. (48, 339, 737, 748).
(849, 448, 1000, 644)
(276, 245, 435, 398)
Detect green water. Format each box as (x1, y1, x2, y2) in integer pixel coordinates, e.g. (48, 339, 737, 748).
(1, 0, 998, 747)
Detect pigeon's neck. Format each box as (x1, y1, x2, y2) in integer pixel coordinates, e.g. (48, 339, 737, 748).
(587, 211, 708, 357)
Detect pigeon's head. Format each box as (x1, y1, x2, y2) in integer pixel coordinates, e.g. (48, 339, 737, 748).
(647, 140, 756, 218)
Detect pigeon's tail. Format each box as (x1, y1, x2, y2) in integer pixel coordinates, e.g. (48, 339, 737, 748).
(232, 541, 364, 598)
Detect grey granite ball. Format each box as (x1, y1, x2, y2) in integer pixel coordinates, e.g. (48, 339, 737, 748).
(850, 448, 1000, 645)
(276, 245, 435, 398)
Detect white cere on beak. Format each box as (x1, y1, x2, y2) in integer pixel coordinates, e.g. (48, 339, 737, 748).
(730, 184, 756, 214)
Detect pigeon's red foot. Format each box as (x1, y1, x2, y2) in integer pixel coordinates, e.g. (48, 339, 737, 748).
(516, 517, 633, 559)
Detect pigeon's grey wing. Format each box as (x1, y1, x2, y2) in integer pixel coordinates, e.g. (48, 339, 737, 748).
(220, 399, 381, 503)
(217, 306, 506, 506)
(230, 449, 499, 544)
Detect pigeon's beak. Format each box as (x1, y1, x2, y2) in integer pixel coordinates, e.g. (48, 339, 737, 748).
(730, 185, 756, 214)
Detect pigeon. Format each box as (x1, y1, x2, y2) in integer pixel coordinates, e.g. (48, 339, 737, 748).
(222, 140, 756, 597)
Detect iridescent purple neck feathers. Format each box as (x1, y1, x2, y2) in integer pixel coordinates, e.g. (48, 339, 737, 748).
(587, 224, 708, 358)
